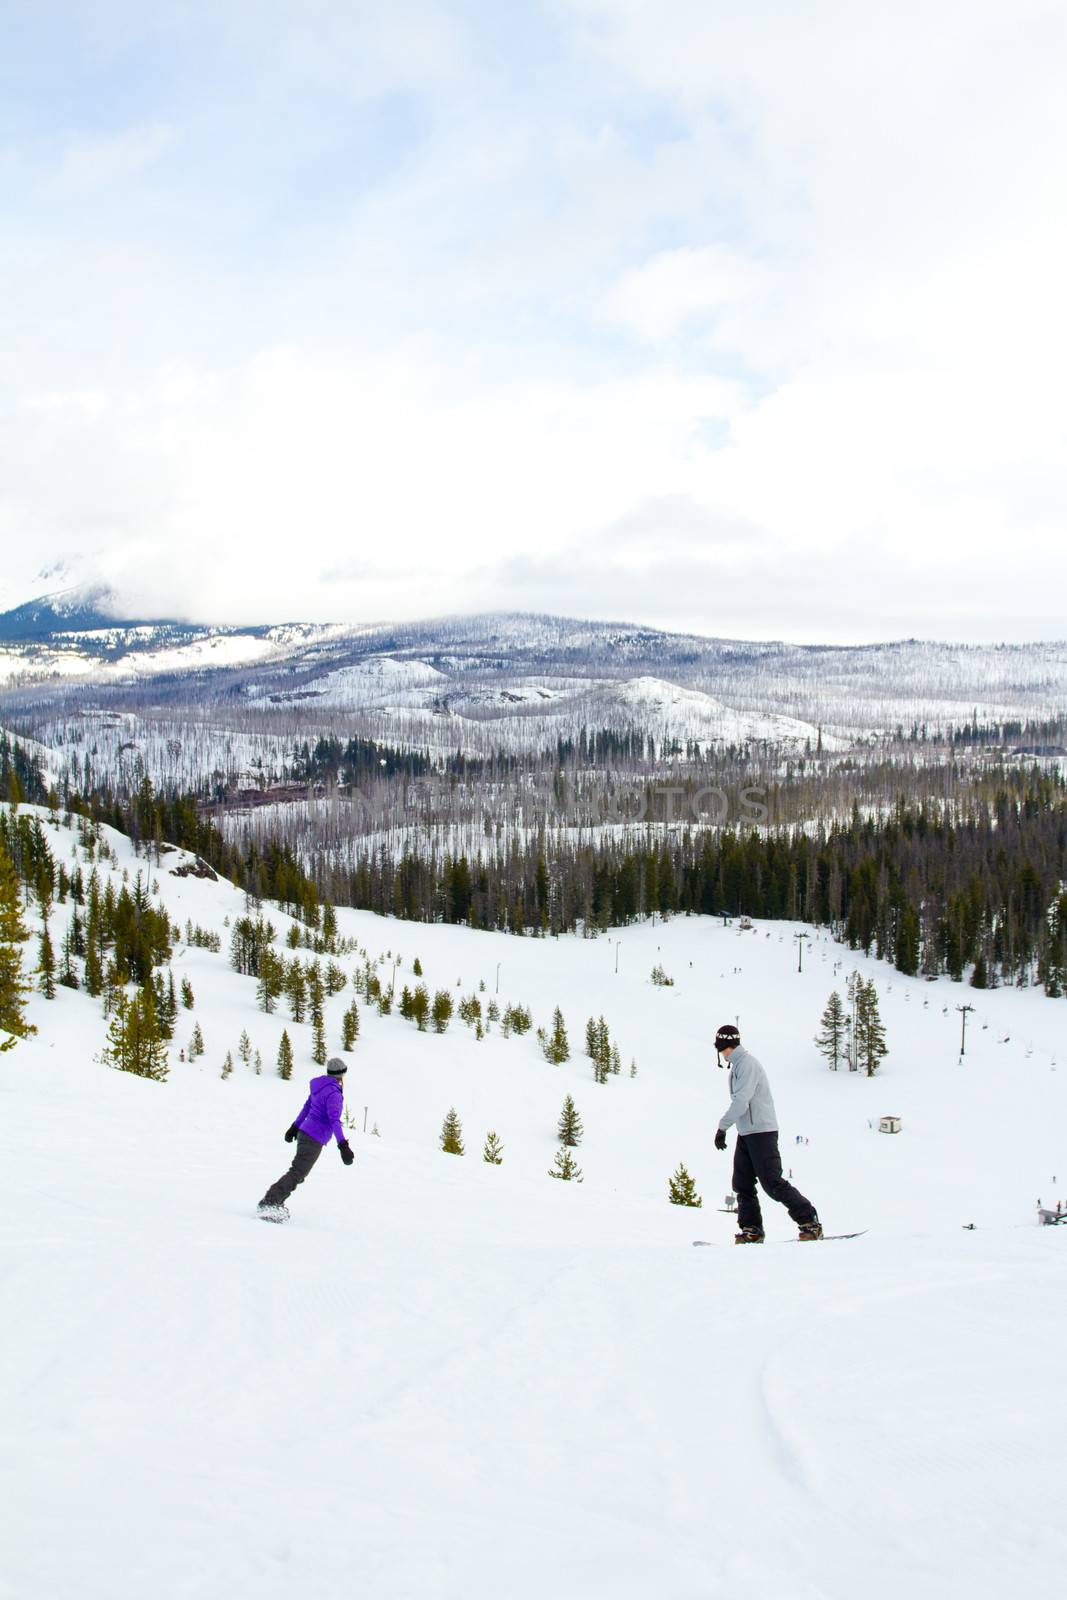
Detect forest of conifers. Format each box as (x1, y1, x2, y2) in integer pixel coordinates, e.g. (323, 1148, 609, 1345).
(3, 732, 1065, 997)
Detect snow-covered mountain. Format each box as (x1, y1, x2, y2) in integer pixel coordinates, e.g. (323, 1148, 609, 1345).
(2, 597, 1066, 788)
(5, 799, 1067, 1599)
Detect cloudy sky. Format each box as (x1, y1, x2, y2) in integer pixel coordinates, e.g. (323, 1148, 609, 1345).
(2, 0, 1065, 642)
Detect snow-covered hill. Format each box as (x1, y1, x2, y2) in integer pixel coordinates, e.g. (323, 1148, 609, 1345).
(4, 803, 1067, 1598)
(3, 600, 1066, 779)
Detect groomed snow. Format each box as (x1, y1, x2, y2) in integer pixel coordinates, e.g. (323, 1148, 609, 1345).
(3, 805, 1067, 1599)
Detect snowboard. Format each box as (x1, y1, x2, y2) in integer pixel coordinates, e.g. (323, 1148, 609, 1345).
(692, 1231, 866, 1246)
(257, 1205, 290, 1225)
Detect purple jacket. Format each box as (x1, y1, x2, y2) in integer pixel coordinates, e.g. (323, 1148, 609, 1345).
(294, 1075, 346, 1146)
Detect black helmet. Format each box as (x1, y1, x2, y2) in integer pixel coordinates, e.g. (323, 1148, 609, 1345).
(714, 1024, 740, 1053)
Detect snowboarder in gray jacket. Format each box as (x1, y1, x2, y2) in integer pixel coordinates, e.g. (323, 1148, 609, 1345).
(713, 1024, 822, 1242)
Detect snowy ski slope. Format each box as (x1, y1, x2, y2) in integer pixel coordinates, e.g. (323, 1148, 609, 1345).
(3, 805, 1067, 1599)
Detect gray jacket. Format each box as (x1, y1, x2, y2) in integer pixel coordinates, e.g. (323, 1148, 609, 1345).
(718, 1045, 778, 1136)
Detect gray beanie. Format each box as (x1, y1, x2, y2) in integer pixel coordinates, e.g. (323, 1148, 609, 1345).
(326, 1057, 348, 1076)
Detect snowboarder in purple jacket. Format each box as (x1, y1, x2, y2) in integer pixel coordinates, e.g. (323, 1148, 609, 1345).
(258, 1058, 354, 1221)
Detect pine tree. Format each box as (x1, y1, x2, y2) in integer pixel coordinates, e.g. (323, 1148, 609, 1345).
(440, 1107, 465, 1155)
(557, 1094, 583, 1147)
(431, 989, 453, 1033)
(189, 1021, 205, 1059)
(0, 844, 34, 1048)
(410, 983, 430, 1031)
(815, 991, 847, 1070)
(254, 1049, 263, 1075)
(342, 1000, 360, 1051)
(589, 1015, 611, 1082)
(83, 901, 103, 997)
(855, 978, 888, 1077)
(543, 1006, 570, 1064)
(548, 1147, 583, 1181)
(413, 956, 423, 976)
(221, 1050, 233, 1080)
(37, 921, 56, 999)
(668, 1163, 703, 1207)
(103, 989, 168, 1081)
(483, 1131, 504, 1164)
(585, 1016, 598, 1057)
(238, 1030, 252, 1069)
(844, 971, 862, 1071)
(311, 1004, 327, 1066)
(285, 959, 306, 1022)
(277, 1029, 294, 1080)
(257, 948, 283, 1013)
(58, 922, 80, 990)
(180, 976, 194, 1009)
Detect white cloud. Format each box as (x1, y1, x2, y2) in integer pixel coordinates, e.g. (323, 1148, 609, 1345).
(1, 0, 1065, 642)
(59, 123, 173, 188)
(605, 246, 764, 344)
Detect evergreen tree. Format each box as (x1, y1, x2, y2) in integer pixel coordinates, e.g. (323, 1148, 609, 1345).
(180, 976, 194, 1009)
(543, 1006, 570, 1064)
(668, 1163, 703, 1207)
(440, 1107, 464, 1155)
(342, 1000, 360, 1051)
(855, 979, 888, 1076)
(254, 1049, 263, 1075)
(815, 991, 847, 1070)
(431, 989, 453, 1033)
(277, 1029, 294, 1080)
(238, 1030, 252, 1069)
(285, 959, 306, 1022)
(844, 971, 862, 1071)
(0, 844, 34, 1047)
(311, 1003, 327, 1066)
(257, 948, 284, 1012)
(189, 1021, 205, 1059)
(585, 1016, 598, 1057)
(36, 921, 56, 999)
(557, 1094, 583, 1147)
(58, 921, 80, 990)
(548, 1147, 583, 1181)
(413, 956, 423, 976)
(151, 972, 175, 1041)
(221, 1050, 234, 1080)
(103, 989, 168, 1080)
(411, 983, 430, 1032)
(483, 1130, 504, 1164)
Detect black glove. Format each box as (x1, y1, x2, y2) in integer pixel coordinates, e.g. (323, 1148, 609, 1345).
(714, 1127, 728, 1152)
(339, 1140, 355, 1166)
(284, 1124, 299, 1143)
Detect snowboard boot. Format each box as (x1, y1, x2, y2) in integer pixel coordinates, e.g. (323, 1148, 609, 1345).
(797, 1220, 823, 1241)
(258, 1202, 290, 1224)
(734, 1227, 765, 1245)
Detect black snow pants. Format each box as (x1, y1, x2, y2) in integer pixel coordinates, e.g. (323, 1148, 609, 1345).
(260, 1133, 325, 1208)
(732, 1131, 817, 1233)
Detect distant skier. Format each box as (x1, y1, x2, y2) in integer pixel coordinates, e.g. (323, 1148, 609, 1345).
(258, 1058, 354, 1222)
(713, 1025, 822, 1243)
